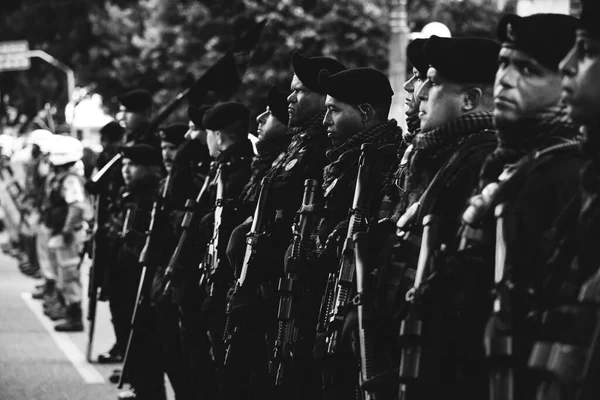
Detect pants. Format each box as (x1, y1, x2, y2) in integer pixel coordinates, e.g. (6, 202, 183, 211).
(47, 227, 86, 306)
(37, 224, 56, 281)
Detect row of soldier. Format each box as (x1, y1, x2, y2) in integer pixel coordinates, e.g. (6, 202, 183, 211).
(37, 4, 600, 400)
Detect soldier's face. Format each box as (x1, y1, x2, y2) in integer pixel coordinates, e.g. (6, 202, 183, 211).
(121, 158, 149, 186)
(185, 121, 207, 144)
(403, 67, 425, 116)
(323, 96, 363, 147)
(494, 47, 562, 126)
(560, 32, 600, 125)
(417, 67, 464, 131)
(160, 141, 178, 174)
(256, 107, 286, 141)
(287, 75, 325, 128)
(206, 129, 220, 158)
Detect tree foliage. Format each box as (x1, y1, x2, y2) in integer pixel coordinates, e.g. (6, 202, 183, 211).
(0, 0, 507, 131)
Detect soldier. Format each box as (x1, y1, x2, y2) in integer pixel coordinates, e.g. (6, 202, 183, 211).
(403, 38, 428, 144)
(158, 124, 188, 174)
(386, 36, 500, 400)
(103, 144, 165, 400)
(117, 89, 159, 148)
(94, 121, 128, 364)
(41, 135, 91, 332)
(523, 2, 600, 397)
(149, 108, 218, 400)
(228, 85, 293, 265)
(311, 67, 402, 399)
(223, 52, 345, 400)
(455, 14, 581, 399)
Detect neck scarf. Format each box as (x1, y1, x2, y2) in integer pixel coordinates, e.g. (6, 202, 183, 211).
(479, 105, 580, 189)
(322, 119, 402, 190)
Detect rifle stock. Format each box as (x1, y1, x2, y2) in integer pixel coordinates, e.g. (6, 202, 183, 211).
(86, 194, 101, 363)
(117, 176, 170, 388)
(484, 204, 514, 400)
(162, 169, 212, 297)
(354, 230, 378, 400)
(398, 214, 440, 399)
(223, 176, 272, 367)
(199, 164, 228, 294)
(271, 179, 320, 387)
(322, 143, 376, 355)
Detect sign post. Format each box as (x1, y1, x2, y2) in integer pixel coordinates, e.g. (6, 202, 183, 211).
(0, 41, 31, 72)
(0, 41, 76, 136)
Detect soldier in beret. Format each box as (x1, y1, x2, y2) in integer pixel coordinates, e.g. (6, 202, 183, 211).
(170, 102, 254, 397)
(310, 66, 402, 398)
(148, 113, 220, 400)
(221, 52, 345, 400)
(403, 38, 428, 143)
(451, 13, 583, 399)
(158, 123, 188, 174)
(93, 120, 128, 364)
(525, 2, 600, 396)
(118, 89, 159, 148)
(102, 144, 166, 400)
(384, 36, 500, 400)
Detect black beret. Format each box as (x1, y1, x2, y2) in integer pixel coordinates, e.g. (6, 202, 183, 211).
(121, 143, 162, 166)
(291, 52, 346, 94)
(158, 123, 188, 147)
(267, 85, 289, 126)
(580, 0, 600, 39)
(188, 105, 211, 129)
(318, 67, 394, 106)
(497, 14, 579, 71)
(99, 121, 125, 142)
(407, 38, 429, 77)
(202, 102, 250, 131)
(424, 36, 501, 84)
(118, 89, 153, 113)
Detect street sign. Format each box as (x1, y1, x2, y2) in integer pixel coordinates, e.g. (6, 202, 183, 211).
(0, 40, 30, 72)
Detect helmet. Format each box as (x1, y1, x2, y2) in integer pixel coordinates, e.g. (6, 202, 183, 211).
(48, 135, 84, 166)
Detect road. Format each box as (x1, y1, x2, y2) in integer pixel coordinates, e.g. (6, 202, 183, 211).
(0, 237, 174, 400)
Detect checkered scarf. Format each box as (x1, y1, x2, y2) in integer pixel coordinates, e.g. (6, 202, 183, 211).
(412, 111, 495, 150)
(479, 105, 580, 189)
(322, 119, 403, 190)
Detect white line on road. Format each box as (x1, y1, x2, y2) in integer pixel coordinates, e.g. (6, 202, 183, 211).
(21, 292, 105, 384)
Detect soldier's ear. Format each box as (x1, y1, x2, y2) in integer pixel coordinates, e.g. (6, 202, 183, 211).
(462, 87, 483, 112)
(357, 104, 375, 122)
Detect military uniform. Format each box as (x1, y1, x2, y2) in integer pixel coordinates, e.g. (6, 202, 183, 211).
(104, 144, 165, 399)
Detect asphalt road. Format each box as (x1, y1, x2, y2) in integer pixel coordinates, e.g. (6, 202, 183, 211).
(0, 241, 174, 400)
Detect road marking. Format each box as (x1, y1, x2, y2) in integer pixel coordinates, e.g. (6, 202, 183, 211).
(21, 292, 105, 384)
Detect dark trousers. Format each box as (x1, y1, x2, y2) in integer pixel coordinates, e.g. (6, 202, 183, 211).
(108, 261, 165, 399)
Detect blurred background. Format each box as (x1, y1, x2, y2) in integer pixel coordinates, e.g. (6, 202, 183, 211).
(0, 0, 582, 146)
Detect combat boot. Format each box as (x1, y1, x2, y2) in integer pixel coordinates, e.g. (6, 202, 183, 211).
(54, 303, 84, 332)
(46, 301, 67, 321)
(32, 280, 55, 300)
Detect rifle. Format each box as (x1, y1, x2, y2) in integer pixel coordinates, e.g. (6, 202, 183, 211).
(271, 178, 321, 387)
(86, 194, 101, 363)
(353, 230, 379, 400)
(199, 163, 228, 295)
(397, 214, 441, 400)
(483, 204, 514, 400)
(118, 176, 170, 389)
(161, 168, 212, 297)
(319, 143, 376, 356)
(223, 176, 272, 367)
